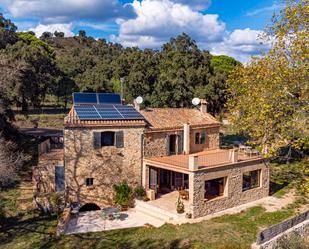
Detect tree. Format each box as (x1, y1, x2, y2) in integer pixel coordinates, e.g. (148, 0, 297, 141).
(226, 0, 308, 155)
(54, 31, 64, 38)
(211, 55, 241, 76)
(0, 13, 18, 49)
(40, 31, 53, 40)
(78, 30, 86, 38)
(152, 33, 213, 108)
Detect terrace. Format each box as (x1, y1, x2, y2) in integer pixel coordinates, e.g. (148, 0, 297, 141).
(144, 148, 261, 173)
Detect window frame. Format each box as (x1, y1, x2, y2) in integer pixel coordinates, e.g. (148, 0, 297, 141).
(242, 169, 261, 191)
(195, 131, 207, 144)
(204, 177, 227, 201)
(85, 177, 94, 187)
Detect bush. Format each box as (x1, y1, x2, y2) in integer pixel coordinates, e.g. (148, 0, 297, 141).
(113, 182, 132, 207)
(134, 186, 146, 200)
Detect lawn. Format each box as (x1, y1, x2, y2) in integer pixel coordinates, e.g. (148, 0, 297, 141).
(0, 205, 297, 249)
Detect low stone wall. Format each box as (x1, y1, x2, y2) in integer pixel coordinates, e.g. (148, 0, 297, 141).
(252, 211, 309, 249)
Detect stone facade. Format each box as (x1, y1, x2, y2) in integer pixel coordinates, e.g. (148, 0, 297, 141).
(190, 127, 220, 153)
(64, 126, 144, 207)
(33, 149, 64, 194)
(189, 159, 269, 218)
(143, 126, 220, 157)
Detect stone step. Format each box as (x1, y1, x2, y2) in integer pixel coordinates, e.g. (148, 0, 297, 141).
(135, 200, 179, 222)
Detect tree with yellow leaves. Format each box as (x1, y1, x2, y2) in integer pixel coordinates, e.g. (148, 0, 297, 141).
(226, 0, 308, 156)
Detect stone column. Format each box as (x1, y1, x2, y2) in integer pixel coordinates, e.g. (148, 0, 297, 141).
(142, 162, 149, 190)
(183, 123, 190, 154)
(189, 155, 198, 171)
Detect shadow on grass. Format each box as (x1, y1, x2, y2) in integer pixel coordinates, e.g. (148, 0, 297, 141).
(269, 181, 289, 196)
(0, 213, 57, 246)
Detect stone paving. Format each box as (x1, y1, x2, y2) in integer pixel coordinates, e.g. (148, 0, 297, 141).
(65, 208, 164, 234)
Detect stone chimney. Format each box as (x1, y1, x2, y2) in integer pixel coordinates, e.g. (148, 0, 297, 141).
(133, 99, 140, 112)
(200, 99, 208, 113)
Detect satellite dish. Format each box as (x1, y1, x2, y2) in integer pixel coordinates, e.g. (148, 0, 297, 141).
(192, 97, 200, 106)
(136, 96, 143, 104)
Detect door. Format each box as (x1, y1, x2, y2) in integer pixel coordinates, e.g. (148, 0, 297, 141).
(169, 135, 177, 155)
(149, 167, 158, 193)
(55, 166, 64, 192)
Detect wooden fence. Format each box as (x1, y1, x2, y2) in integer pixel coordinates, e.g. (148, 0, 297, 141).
(256, 210, 309, 245)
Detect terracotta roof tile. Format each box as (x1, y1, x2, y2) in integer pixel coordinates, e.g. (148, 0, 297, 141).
(140, 108, 220, 129)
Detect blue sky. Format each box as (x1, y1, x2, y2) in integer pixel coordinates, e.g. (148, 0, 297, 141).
(0, 0, 284, 62)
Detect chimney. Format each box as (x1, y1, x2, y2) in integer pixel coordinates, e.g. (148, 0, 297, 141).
(200, 99, 208, 113)
(183, 123, 190, 154)
(133, 99, 140, 112)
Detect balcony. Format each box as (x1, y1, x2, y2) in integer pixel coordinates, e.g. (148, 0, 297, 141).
(143, 149, 261, 172)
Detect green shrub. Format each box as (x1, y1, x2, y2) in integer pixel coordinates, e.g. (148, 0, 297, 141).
(134, 186, 146, 199)
(113, 182, 132, 207)
(274, 232, 309, 249)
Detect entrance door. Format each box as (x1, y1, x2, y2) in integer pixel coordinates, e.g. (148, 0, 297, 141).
(149, 168, 158, 193)
(169, 135, 177, 155)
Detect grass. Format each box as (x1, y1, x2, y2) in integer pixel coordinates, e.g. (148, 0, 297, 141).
(0, 204, 298, 249)
(14, 113, 65, 129)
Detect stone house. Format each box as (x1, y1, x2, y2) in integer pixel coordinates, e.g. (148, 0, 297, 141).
(37, 92, 269, 218)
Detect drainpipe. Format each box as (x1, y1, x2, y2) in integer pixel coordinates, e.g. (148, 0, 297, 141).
(184, 123, 190, 154)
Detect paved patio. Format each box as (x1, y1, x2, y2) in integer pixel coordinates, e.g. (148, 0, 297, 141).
(65, 208, 164, 234)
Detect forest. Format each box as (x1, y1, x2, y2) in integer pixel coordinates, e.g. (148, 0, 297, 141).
(0, 13, 240, 115)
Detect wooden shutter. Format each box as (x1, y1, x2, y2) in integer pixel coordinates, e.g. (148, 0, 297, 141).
(178, 133, 183, 154)
(166, 135, 170, 155)
(93, 132, 102, 149)
(115, 131, 124, 148)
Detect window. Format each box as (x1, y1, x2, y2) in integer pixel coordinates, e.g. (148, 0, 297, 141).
(195, 131, 207, 144)
(93, 131, 124, 149)
(204, 177, 226, 200)
(242, 170, 260, 191)
(85, 178, 94, 186)
(101, 131, 115, 146)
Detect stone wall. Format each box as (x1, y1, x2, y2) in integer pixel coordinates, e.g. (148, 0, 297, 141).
(144, 126, 220, 157)
(252, 219, 309, 249)
(190, 126, 220, 153)
(144, 130, 183, 157)
(64, 126, 144, 207)
(34, 149, 64, 194)
(190, 159, 269, 218)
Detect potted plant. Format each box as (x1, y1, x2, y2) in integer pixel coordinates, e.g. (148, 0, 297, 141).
(113, 181, 132, 211)
(134, 186, 146, 200)
(176, 197, 185, 214)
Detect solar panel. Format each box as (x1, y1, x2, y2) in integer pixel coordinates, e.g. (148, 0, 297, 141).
(98, 93, 121, 104)
(73, 103, 145, 121)
(73, 93, 97, 104)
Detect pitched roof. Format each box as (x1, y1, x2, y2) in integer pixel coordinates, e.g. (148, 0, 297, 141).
(140, 108, 220, 130)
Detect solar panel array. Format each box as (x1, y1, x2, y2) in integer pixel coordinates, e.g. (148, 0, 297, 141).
(74, 104, 145, 120)
(73, 92, 121, 105)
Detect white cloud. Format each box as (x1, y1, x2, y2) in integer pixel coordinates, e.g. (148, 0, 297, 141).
(172, 0, 211, 10)
(209, 28, 271, 63)
(113, 0, 225, 48)
(245, 3, 284, 17)
(3, 0, 135, 23)
(29, 23, 74, 37)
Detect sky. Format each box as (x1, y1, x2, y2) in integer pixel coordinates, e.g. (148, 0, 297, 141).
(0, 0, 284, 62)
